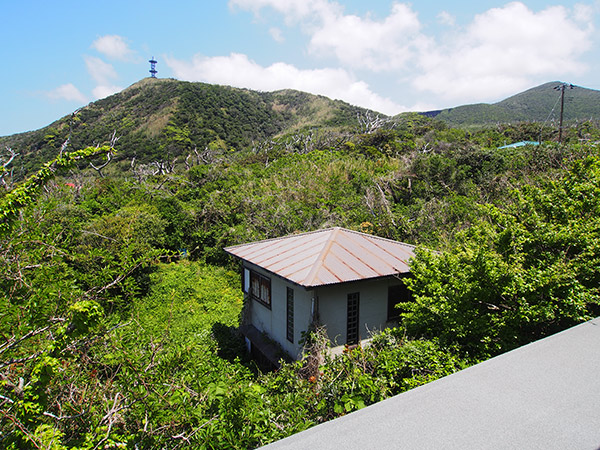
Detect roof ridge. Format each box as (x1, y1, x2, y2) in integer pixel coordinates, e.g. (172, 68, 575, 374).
(303, 227, 341, 286)
(341, 228, 417, 250)
(223, 227, 339, 251)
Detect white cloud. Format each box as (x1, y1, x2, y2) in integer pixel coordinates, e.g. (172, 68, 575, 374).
(308, 3, 423, 71)
(437, 11, 455, 26)
(46, 83, 88, 103)
(228, 0, 595, 108)
(231, 0, 424, 72)
(165, 52, 403, 115)
(269, 27, 284, 42)
(91, 35, 134, 61)
(413, 2, 594, 102)
(229, 0, 340, 24)
(92, 85, 123, 100)
(84, 56, 122, 99)
(85, 56, 118, 85)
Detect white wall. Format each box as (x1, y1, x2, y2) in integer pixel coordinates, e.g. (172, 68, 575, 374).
(316, 277, 401, 347)
(244, 263, 314, 359)
(244, 262, 407, 358)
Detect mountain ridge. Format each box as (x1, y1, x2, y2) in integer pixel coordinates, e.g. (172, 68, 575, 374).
(3, 79, 600, 176)
(426, 81, 600, 127)
(0, 78, 369, 175)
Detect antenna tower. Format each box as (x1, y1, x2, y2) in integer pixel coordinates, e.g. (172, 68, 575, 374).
(149, 57, 158, 78)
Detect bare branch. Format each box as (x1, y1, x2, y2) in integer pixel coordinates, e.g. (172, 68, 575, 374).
(2, 146, 19, 169)
(0, 324, 54, 354)
(43, 409, 87, 421)
(59, 138, 70, 157)
(89, 152, 112, 178)
(357, 110, 395, 134)
(0, 146, 19, 189)
(109, 130, 120, 148)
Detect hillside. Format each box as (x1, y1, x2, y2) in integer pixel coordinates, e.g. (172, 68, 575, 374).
(2, 83, 600, 447)
(5, 79, 600, 179)
(426, 82, 600, 127)
(0, 78, 369, 177)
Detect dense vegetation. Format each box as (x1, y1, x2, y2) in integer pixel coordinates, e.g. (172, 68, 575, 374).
(0, 79, 366, 179)
(2, 82, 600, 448)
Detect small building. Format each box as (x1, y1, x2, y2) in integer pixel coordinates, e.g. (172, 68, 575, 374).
(224, 227, 416, 363)
(498, 140, 540, 149)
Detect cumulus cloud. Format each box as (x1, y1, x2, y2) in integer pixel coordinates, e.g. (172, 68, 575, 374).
(91, 35, 135, 61)
(269, 27, 284, 42)
(46, 83, 88, 103)
(92, 85, 123, 100)
(228, 0, 595, 108)
(413, 2, 594, 102)
(84, 56, 122, 99)
(231, 0, 424, 71)
(165, 52, 403, 115)
(308, 3, 423, 71)
(85, 56, 118, 85)
(437, 11, 455, 26)
(229, 0, 340, 24)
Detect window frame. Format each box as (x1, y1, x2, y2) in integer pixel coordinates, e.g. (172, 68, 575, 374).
(249, 269, 271, 309)
(286, 287, 294, 343)
(347, 292, 360, 345)
(387, 280, 413, 321)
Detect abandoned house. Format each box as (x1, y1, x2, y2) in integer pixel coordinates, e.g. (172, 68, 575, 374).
(224, 227, 416, 364)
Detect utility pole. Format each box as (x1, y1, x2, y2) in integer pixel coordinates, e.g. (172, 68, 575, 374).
(554, 83, 574, 143)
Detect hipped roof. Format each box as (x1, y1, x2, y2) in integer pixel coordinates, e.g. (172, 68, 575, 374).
(224, 227, 415, 288)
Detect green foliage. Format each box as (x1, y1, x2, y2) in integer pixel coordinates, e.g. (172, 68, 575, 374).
(0, 146, 112, 234)
(3, 115, 600, 448)
(402, 152, 600, 358)
(0, 80, 370, 176)
(434, 81, 600, 128)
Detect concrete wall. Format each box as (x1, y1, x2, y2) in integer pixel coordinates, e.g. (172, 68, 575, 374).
(244, 262, 408, 358)
(244, 262, 314, 359)
(316, 277, 403, 347)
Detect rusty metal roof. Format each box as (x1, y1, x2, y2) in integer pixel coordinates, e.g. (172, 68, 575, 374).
(224, 227, 415, 288)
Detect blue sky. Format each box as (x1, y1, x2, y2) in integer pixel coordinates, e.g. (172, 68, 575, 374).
(2, 0, 599, 136)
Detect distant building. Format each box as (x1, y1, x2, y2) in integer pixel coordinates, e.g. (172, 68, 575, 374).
(498, 140, 540, 149)
(224, 227, 415, 365)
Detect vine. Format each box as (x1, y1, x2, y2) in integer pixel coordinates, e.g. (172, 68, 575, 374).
(0, 145, 113, 234)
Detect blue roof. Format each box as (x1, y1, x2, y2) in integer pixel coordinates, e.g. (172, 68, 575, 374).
(498, 140, 540, 149)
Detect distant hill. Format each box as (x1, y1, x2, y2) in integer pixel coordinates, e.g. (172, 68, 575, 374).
(424, 82, 600, 128)
(0, 78, 368, 176)
(5, 79, 600, 178)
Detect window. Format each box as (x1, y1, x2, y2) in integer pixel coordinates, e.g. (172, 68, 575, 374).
(347, 292, 360, 345)
(243, 268, 250, 294)
(286, 287, 294, 343)
(387, 282, 413, 321)
(250, 270, 271, 308)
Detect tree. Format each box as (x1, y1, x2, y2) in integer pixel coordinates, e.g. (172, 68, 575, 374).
(402, 152, 600, 358)
(0, 145, 113, 234)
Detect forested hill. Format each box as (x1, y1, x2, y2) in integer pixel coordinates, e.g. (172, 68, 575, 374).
(0, 78, 368, 176)
(2, 77, 600, 447)
(426, 82, 600, 128)
(5, 78, 600, 178)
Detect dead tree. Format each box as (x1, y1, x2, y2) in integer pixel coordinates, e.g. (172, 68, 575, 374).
(89, 131, 119, 178)
(357, 110, 395, 134)
(1, 147, 19, 190)
(89, 152, 113, 178)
